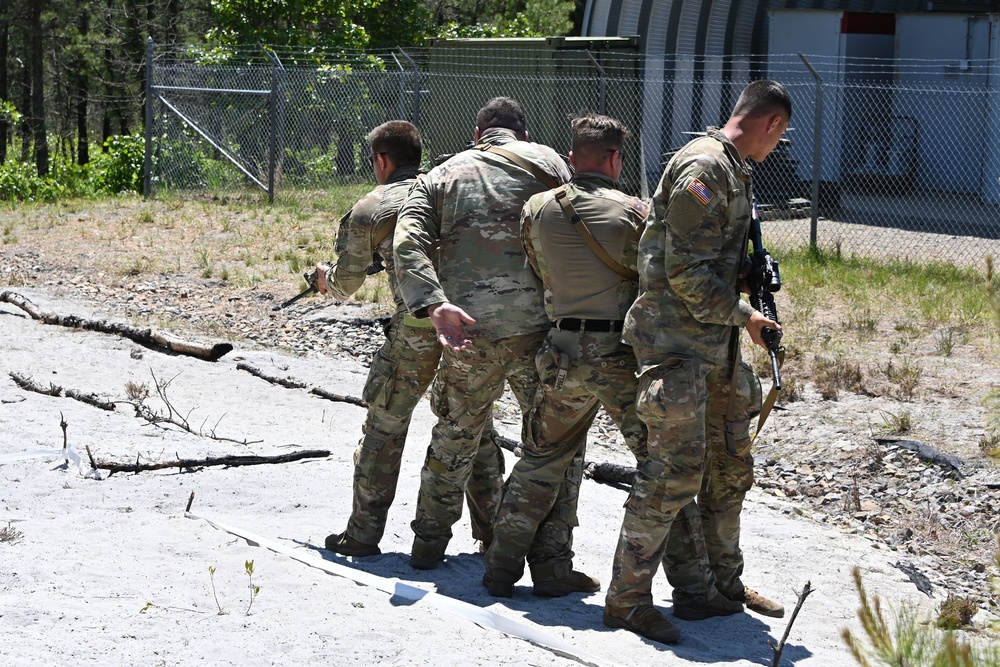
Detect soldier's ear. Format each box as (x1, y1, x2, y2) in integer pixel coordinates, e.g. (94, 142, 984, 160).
(474, 126, 482, 143)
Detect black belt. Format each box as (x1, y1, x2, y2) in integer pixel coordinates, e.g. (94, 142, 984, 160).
(552, 318, 624, 333)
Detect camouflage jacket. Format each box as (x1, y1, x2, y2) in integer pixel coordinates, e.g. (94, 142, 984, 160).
(327, 165, 421, 313)
(623, 128, 755, 367)
(521, 172, 649, 322)
(393, 127, 571, 339)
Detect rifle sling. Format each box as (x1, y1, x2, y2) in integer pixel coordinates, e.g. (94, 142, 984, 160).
(476, 143, 560, 190)
(553, 187, 639, 282)
(753, 346, 785, 441)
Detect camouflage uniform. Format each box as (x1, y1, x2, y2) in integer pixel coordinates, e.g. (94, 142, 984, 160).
(607, 128, 763, 609)
(484, 172, 649, 586)
(394, 127, 572, 560)
(328, 165, 503, 547)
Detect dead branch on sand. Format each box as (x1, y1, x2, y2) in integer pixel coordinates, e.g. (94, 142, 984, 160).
(85, 445, 329, 476)
(237, 360, 366, 406)
(770, 581, 814, 667)
(125, 370, 262, 446)
(1, 290, 232, 361)
(10, 372, 116, 410)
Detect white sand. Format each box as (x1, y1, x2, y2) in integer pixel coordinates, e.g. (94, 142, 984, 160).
(0, 287, 932, 666)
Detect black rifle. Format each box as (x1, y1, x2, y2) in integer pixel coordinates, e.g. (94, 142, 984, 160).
(748, 198, 783, 390)
(273, 268, 323, 311)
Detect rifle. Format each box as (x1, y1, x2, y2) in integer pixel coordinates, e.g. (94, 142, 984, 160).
(272, 267, 325, 311)
(748, 198, 783, 390)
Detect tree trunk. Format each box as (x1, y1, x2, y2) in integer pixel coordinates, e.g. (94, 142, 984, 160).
(75, 8, 89, 165)
(30, 0, 48, 176)
(0, 0, 9, 165)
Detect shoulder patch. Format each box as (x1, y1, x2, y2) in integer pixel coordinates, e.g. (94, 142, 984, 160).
(686, 178, 716, 206)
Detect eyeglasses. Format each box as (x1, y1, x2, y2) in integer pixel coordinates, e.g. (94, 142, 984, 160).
(369, 151, 388, 163)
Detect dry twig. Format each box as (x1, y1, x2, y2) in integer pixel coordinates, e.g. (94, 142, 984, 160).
(770, 581, 814, 667)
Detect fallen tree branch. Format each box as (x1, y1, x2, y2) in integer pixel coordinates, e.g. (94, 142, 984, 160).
(89, 448, 331, 476)
(770, 581, 814, 667)
(10, 372, 117, 410)
(236, 360, 366, 406)
(126, 370, 262, 446)
(237, 363, 640, 487)
(1, 290, 232, 361)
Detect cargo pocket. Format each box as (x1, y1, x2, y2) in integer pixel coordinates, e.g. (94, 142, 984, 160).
(636, 357, 697, 424)
(354, 432, 388, 485)
(624, 458, 666, 518)
(362, 349, 398, 412)
(725, 361, 761, 459)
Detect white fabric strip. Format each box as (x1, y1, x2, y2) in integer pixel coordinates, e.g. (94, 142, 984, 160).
(186, 511, 613, 667)
(0, 443, 95, 477)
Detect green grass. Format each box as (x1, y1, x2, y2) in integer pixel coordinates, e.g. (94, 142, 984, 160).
(781, 247, 998, 331)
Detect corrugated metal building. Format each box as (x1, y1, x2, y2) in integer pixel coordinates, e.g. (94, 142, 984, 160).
(581, 0, 996, 58)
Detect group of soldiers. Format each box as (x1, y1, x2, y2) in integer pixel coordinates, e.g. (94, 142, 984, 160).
(314, 79, 792, 645)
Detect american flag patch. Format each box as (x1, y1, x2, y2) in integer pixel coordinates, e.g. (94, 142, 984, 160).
(686, 178, 715, 206)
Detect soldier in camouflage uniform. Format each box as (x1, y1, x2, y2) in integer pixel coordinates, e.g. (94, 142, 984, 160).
(482, 114, 646, 599)
(394, 98, 592, 586)
(604, 81, 791, 643)
(319, 121, 503, 558)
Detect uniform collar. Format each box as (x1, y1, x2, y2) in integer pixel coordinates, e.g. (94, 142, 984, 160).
(706, 126, 751, 178)
(572, 171, 620, 190)
(385, 164, 420, 185)
(478, 127, 519, 146)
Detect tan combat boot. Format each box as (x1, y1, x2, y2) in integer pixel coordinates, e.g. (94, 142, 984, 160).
(324, 532, 380, 557)
(530, 562, 600, 597)
(722, 586, 785, 618)
(671, 588, 744, 621)
(604, 604, 681, 645)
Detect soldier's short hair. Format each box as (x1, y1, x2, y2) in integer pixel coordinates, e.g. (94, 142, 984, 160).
(368, 120, 422, 166)
(732, 80, 792, 121)
(476, 97, 527, 138)
(570, 114, 630, 161)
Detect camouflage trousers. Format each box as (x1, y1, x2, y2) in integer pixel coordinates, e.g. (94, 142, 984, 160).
(410, 330, 548, 553)
(485, 329, 646, 584)
(606, 353, 760, 608)
(345, 311, 505, 546)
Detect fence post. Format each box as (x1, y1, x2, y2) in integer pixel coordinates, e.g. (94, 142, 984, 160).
(144, 37, 153, 200)
(798, 53, 822, 250)
(399, 49, 422, 128)
(267, 48, 279, 204)
(586, 51, 607, 115)
(391, 53, 406, 121)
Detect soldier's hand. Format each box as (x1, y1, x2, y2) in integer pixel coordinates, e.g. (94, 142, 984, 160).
(746, 310, 781, 350)
(314, 263, 330, 295)
(427, 302, 475, 351)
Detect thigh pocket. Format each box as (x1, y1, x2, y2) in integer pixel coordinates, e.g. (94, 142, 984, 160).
(354, 433, 388, 484)
(362, 349, 398, 411)
(636, 357, 697, 424)
(736, 361, 762, 420)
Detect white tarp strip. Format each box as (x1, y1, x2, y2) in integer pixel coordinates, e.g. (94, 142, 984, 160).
(186, 511, 613, 667)
(0, 442, 96, 477)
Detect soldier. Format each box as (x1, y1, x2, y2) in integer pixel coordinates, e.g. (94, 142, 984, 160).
(319, 120, 502, 557)
(394, 98, 588, 592)
(482, 114, 646, 600)
(604, 80, 791, 643)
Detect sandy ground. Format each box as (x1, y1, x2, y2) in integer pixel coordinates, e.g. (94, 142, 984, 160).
(0, 285, 937, 667)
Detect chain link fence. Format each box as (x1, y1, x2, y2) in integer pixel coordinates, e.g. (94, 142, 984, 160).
(147, 41, 1000, 269)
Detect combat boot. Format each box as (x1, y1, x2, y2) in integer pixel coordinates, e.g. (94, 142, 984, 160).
(671, 588, 744, 621)
(482, 574, 515, 598)
(530, 562, 600, 597)
(325, 532, 380, 557)
(603, 604, 681, 645)
(720, 585, 785, 618)
(409, 537, 446, 570)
